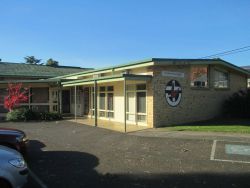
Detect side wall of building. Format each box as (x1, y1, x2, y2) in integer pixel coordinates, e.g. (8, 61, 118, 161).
(152, 64, 247, 127)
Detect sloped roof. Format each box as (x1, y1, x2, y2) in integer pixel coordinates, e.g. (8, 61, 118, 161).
(0, 62, 90, 78)
(57, 58, 250, 79)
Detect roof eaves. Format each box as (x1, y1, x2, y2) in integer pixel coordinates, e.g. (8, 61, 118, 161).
(217, 59, 250, 75)
(153, 58, 218, 65)
(153, 58, 250, 75)
(61, 74, 153, 85)
(62, 75, 123, 85)
(0, 79, 60, 84)
(0, 74, 53, 78)
(57, 58, 154, 79)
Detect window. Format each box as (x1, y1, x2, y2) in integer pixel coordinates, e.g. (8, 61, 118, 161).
(214, 70, 229, 88)
(31, 88, 49, 103)
(90, 87, 96, 116)
(98, 86, 114, 118)
(0, 88, 8, 113)
(99, 93, 105, 110)
(29, 87, 49, 113)
(99, 86, 106, 92)
(107, 86, 114, 91)
(107, 93, 114, 111)
(137, 92, 146, 113)
(137, 92, 146, 122)
(190, 66, 208, 88)
(107, 93, 114, 118)
(0, 89, 7, 104)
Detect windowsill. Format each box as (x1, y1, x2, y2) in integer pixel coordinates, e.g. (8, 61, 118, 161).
(190, 87, 210, 90)
(98, 117, 115, 120)
(214, 87, 230, 91)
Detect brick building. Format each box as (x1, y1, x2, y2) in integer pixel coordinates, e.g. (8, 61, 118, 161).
(0, 58, 249, 131)
(59, 58, 249, 129)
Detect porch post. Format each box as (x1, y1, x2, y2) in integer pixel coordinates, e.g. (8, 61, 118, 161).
(57, 84, 62, 114)
(124, 78, 127, 133)
(59, 86, 62, 114)
(74, 85, 77, 121)
(94, 81, 97, 127)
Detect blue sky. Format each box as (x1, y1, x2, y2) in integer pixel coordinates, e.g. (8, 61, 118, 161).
(0, 0, 250, 68)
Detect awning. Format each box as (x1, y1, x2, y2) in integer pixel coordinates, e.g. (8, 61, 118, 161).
(62, 74, 152, 87)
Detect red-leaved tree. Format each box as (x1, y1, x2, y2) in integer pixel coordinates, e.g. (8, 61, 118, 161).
(4, 83, 30, 111)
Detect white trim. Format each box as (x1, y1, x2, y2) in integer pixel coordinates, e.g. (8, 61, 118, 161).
(115, 62, 154, 71)
(212, 158, 250, 164)
(210, 140, 250, 164)
(210, 140, 217, 160)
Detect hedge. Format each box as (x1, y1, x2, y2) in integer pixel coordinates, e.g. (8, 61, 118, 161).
(223, 89, 250, 118)
(6, 108, 62, 121)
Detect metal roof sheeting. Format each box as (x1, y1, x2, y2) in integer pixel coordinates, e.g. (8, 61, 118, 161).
(0, 62, 89, 78)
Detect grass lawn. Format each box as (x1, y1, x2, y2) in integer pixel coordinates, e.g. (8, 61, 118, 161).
(161, 119, 250, 134)
(167, 125, 250, 134)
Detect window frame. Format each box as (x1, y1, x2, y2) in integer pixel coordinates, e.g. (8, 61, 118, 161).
(190, 65, 209, 89)
(97, 86, 114, 119)
(213, 69, 230, 89)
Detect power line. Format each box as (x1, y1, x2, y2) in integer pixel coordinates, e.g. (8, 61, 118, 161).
(200, 45, 250, 59)
(211, 48, 250, 58)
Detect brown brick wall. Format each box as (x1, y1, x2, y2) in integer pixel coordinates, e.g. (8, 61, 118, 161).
(152, 64, 247, 127)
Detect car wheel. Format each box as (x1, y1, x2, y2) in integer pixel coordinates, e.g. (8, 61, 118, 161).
(0, 179, 11, 188)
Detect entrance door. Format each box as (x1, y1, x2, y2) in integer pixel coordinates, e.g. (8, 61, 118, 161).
(62, 90, 70, 113)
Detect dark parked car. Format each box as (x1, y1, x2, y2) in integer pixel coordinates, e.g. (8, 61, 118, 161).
(0, 128, 29, 155)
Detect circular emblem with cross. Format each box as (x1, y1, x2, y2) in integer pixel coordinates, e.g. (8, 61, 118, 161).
(165, 80, 182, 107)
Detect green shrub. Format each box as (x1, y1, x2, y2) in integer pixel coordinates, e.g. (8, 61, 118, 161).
(39, 112, 62, 121)
(6, 108, 62, 121)
(23, 109, 39, 120)
(6, 108, 26, 121)
(223, 89, 250, 118)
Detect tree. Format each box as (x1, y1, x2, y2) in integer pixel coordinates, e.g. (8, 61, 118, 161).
(4, 83, 30, 111)
(46, 58, 59, 67)
(24, 56, 42, 65)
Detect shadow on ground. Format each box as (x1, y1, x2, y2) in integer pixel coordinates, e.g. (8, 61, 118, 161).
(26, 140, 250, 188)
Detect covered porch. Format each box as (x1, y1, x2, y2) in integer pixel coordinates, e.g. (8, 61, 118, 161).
(62, 74, 153, 132)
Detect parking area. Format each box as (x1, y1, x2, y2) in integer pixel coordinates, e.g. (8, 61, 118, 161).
(210, 140, 250, 164)
(1, 120, 250, 188)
